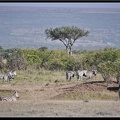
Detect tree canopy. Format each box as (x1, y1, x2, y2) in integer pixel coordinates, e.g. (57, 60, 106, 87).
(45, 26, 89, 56)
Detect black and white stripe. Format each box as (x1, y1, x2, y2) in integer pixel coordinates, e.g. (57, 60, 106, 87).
(2, 70, 17, 83)
(76, 70, 87, 80)
(85, 70, 97, 79)
(0, 91, 19, 101)
(66, 71, 74, 81)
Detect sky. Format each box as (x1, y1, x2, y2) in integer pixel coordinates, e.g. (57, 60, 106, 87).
(0, 2, 120, 8)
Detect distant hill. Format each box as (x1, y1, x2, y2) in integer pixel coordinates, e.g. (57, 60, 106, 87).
(0, 6, 120, 50)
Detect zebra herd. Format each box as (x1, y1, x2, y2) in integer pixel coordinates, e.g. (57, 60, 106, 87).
(0, 70, 17, 83)
(66, 70, 97, 81)
(0, 69, 119, 101)
(0, 70, 19, 102)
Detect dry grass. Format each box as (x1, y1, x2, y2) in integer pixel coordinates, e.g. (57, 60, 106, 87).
(0, 69, 119, 117)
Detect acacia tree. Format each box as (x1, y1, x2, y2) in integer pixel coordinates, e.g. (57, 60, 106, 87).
(45, 26, 89, 56)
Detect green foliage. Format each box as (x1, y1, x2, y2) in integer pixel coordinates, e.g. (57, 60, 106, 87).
(48, 49, 67, 70)
(88, 48, 120, 82)
(75, 47, 120, 82)
(112, 58, 120, 76)
(23, 49, 41, 66)
(84, 51, 98, 70)
(61, 56, 75, 70)
(0, 45, 120, 84)
(45, 26, 89, 41)
(7, 49, 27, 70)
(98, 61, 114, 82)
(0, 56, 6, 71)
(23, 47, 120, 83)
(38, 47, 48, 51)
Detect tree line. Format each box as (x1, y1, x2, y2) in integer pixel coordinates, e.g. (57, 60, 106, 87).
(0, 46, 119, 83)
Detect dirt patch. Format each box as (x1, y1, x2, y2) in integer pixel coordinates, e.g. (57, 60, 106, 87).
(0, 80, 119, 117)
(51, 81, 119, 100)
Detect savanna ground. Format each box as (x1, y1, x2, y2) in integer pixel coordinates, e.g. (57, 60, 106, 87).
(0, 69, 120, 117)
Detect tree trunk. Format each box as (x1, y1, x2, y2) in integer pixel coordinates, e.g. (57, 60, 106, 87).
(67, 47, 72, 57)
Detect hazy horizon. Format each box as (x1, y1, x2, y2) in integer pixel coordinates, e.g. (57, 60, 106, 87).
(0, 6, 120, 50)
(0, 2, 120, 8)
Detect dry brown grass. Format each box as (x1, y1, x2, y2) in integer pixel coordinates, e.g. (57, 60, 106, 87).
(0, 69, 119, 117)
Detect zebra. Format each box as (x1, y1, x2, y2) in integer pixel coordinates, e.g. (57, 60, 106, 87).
(66, 71, 74, 81)
(0, 91, 19, 101)
(76, 70, 87, 80)
(2, 70, 17, 83)
(11, 70, 17, 76)
(85, 70, 97, 79)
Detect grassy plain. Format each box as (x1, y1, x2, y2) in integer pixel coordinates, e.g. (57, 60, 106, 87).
(0, 69, 119, 117)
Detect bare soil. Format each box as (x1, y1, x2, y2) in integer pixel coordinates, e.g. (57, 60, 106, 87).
(0, 80, 120, 117)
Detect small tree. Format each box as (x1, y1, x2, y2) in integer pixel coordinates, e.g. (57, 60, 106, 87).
(98, 61, 114, 83)
(97, 48, 120, 84)
(45, 26, 89, 56)
(7, 50, 27, 70)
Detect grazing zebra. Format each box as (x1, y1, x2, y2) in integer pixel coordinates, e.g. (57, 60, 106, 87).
(76, 70, 87, 80)
(85, 70, 97, 79)
(66, 71, 74, 81)
(2, 70, 17, 83)
(0, 91, 19, 101)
